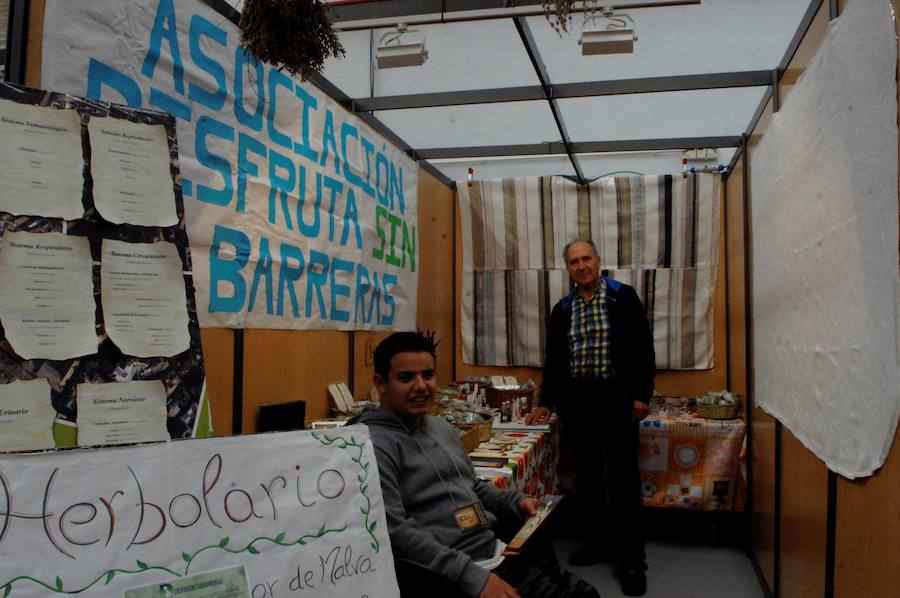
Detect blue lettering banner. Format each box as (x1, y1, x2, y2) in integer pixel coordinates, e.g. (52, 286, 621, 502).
(41, 0, 419, 330)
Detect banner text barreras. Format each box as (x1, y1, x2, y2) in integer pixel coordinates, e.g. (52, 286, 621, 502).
(41, 0, 419, 330)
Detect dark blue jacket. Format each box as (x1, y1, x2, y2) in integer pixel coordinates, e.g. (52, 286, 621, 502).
(540, 276, 656, 415)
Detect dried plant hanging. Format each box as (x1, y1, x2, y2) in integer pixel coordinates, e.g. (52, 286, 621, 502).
(239, 0, 346, 80)
(542, 0, 578, 34)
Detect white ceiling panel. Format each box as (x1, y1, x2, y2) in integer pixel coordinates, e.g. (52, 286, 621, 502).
(558, 87, 768, 141)
(374, 101, 560, 148)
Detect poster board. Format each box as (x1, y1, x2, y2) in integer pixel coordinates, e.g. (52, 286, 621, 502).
(40, 0, 420, 331)
(0, 426, 400, 598)
(0, 82, 209, 449)
(749, 0, 898, 478)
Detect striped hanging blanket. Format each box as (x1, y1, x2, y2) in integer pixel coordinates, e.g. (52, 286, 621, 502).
(457, 173, 720, 370)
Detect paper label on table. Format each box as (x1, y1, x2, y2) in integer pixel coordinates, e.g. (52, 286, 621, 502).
(0, 100, 84, 219)
(0, 378, 56, 452)
(101, 239, 190, 357)
(76, 380, 168, 446)
(0, 231, 97, 359)
(87, 116, 177, 226)
(124, 565, 251, 598)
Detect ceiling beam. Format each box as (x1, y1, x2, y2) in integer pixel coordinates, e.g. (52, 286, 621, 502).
(417, 136, 742, 159)
(352, 71, 773, 111)
(328, 0, 700, 31)
(514, 17, 586, 184)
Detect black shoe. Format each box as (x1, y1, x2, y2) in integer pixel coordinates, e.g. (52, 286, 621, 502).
(567, 545, 612, 567)
(621, 567, 647, 596)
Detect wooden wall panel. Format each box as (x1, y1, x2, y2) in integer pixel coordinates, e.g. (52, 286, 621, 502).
(200, 328, 234, 436)
(724, 162, 747, 402)
(416, 170, 455, 385)
(833, 5, 900, 597)
(743, 4, 900, 598)
(751, 409, 778, 593)
(834, 425, 900, 597)
(779, 429, 828, 598)
(243, 330, 348, 430)
(24, 0, 44, 87)
(353, 330, 391, 402)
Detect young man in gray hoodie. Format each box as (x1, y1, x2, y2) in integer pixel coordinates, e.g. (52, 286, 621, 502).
(352, 332, 600, 598)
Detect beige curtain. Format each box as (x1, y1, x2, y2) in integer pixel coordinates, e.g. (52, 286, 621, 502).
(457, 173, 720, 370)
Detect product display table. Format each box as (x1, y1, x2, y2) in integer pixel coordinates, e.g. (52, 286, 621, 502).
(638, 414, 746, 511)
(470, 426, 559, 496)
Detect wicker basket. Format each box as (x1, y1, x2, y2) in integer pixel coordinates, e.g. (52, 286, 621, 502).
(459, 426, 482, 453)
(697, 400, 741, 420)
(458, 418, 493, 443)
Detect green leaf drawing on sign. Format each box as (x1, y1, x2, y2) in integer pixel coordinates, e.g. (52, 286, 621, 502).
(105, 571, 115, 585)
(55, 577, 62, 591)
(137, 560, 148, 570)
(219, 537, 230, 548)
(312, 430, 382, 553)
(275, 532, 286, 543)
(182, 552, 191, 563)
(247, 546, 259, 555)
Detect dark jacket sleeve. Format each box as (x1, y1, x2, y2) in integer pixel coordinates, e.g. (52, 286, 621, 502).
(617, 284, 656, 404)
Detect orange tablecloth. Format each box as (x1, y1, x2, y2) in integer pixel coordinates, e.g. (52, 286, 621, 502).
(638, 415, 746, 511)
(470, 429, 559, 496)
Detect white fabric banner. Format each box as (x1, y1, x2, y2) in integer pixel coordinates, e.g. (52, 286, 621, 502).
(40, 0, 419, 331)
(750, 0, 899, 478)
(0, 425, 400, 597)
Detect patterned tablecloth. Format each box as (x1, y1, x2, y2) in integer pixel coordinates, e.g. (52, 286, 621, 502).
(638, 415, 746, 511)
(470, 429, 559, 496)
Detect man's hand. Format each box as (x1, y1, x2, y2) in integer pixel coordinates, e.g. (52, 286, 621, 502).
(519, 496, 539, 516)
(479, 573, 520, 598)
(525, 406, 551, 425)
(632, 400, 649, 422)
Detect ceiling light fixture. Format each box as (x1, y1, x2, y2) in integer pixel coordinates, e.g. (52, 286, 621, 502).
(579, 7, 637, 55)
(375, 23, 428, 68)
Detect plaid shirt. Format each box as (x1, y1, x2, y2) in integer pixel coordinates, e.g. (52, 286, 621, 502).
(568, 278, 613, 379)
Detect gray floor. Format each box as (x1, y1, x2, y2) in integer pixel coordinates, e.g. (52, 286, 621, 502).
(555, 536, 766, 598)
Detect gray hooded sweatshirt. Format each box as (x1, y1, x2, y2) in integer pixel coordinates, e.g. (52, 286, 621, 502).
(352, 407, 527, 597)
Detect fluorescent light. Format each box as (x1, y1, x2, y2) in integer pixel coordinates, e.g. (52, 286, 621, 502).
(580, 11, 636, 55)
(376, 24, 428, 68)
(580, 27, 635, 54)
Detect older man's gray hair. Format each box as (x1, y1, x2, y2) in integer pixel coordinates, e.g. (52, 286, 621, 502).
(562, 239, 599, 261)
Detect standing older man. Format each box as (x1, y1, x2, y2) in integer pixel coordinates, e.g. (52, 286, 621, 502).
(527, 239, 655, 597)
